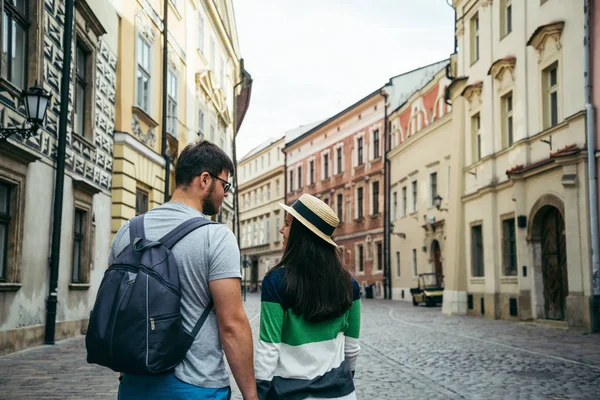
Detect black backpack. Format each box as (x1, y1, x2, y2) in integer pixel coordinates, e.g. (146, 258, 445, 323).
(85, 215, 216, 374)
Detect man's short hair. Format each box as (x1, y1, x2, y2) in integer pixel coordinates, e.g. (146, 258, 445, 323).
(175, 140, 235, 188)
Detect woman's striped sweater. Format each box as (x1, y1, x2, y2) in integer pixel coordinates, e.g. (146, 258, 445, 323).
(255, 268, 361, 400)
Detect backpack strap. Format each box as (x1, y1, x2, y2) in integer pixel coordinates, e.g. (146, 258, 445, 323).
(159, 217, 216, 249)
(129, 215, 145, 244)
(191, 298, 214, 338)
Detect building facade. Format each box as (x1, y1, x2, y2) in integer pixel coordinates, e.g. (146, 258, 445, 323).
(447, 0, 594, 329)
(238, 136, 286, 289)
(0, 0, 119, 354)
(388, 65, 456, 303)
(112, 0, 244, 235)
(284, 94, 387, 297)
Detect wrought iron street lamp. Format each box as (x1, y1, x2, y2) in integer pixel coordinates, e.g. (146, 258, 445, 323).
(433, 194, 448, 212)
(0, 84, 51, 141)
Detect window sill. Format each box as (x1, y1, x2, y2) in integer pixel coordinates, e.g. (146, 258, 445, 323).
(354, 217, 364, 222)
(72, 132, 96, 154)
(470, 278, 485, 284)
(69, 283, 91, 291)
(371, 156, 382, 163)
(370, 213, 381, 219)
(354, 164, 365, 170)
(0, 283, 22, 292)
(169, 0, 183, 21)
(132, 106, 159, 128)
(500, 276, 518, 284)
(0, 78, 25, 101)
(373, 270, 384, 275)
(322, 177, 331, 182)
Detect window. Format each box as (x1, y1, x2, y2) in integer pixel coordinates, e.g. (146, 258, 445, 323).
(357, 187, 364, 219)
(402, 186, 407, 216)
(430, 172, 438, 206)
(392, 191, 397, 220)
(2, 0, 28, 89)
(411, 181, 417, 212)
(501, 0, 512, 37)
(471, 225, 484, 277)
(470, 13, 479, 64)
(72, 209, 86, 283)
(135, 188, 149, 216)
(412, 249, 417, 276)
(253, 222, 258, 245)
(472, 113, 481, 162)
(198, 109, 205, 138)
(276, 180, 280, 196)
(267, 184, 271, 201)
(197, 12, 205, 52)
(210, 125, 215, 142)
(261, 156, 264, 169)
(544, 63, 559, 128)
(266, 219, 270, 244)
(358, 245, 364, 272)
(323, 198, 329, 206)
(309, 160, 315, 184)
(337, 147, 343, 174)
(373, 130, 380, 158)
(74, 43, 89, 136)
(275, 216, 280, 240)
(502, 92, 514, 147)
(289, 170, 294, 191)
(267, 153, 271, 167)
(376, 242, 383, 271)
(502, 218, 517, 276)
(219, 56, 225, 87)
(337, 193, 343, 220)
(167, 69, 178, 135)
(136, 36, 151, 111)
(0, 182, 10, 281)
(396, 251, 401, 277)
(210, 36, 216, 71)
(260, 188, 263, 203)
(323, 154, 329, 179)
(372, 181, 380, 215)
(297, 167, 302, 189)
(357, 138, 364, 165)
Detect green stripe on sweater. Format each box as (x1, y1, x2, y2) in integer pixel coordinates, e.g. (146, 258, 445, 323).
(344, 299, 361, 339)
(259, 301, 285, 343)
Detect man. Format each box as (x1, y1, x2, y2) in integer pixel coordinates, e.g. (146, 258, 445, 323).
(110, 141, 258, 400)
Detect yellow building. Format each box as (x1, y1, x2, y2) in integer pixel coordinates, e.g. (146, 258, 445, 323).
(112, 0, 248, 234)
(447, 0, 594, 330)
(238, 136, 286, 289)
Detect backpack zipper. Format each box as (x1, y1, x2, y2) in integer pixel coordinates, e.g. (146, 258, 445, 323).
(149, 312, 180, 331)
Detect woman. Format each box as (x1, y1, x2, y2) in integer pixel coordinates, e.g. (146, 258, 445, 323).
(255, 193, 361, 400)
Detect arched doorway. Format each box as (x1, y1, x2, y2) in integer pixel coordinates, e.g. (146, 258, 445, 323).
(539, 206, 568, 320)
(431, 240, 443, 287)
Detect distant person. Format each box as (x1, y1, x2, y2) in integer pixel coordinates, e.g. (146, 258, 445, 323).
(255, 193, 361, 399)
(110, 141, 257, 400)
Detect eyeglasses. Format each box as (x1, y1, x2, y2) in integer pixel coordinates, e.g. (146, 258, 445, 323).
(209, 173, 231, 193)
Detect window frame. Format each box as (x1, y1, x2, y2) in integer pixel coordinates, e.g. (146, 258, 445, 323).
(472, 113, 482, 163)
(167, 69, 178, 135)
(373, 129, 380, 159)
(430, 172, 438, 207)
(336, 193, 343, 221)
(471, 224, 485, 277)
(136, 35, 152, 112)
(135, 188, 149, 216)
(1, 0, 30, 90)
(357, 137, 364, 165)
(357, 186, 364, 219)
(502, 217, 518, 276)
(411, 180, 418, 212)
(376, 241, 383, 271)
(501, 0, 512, 38)
(402, 186, 407, 216)
(470, 13, 480, 65)
(543, 62, 560, 129)
(372, 180, 380, 215)
(71, 208, 86, 283)
(502, 91, 514, 148)
(0, 181, 11, 282)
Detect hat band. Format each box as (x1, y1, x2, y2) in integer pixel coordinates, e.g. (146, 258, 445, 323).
(292, 200, 335, 236)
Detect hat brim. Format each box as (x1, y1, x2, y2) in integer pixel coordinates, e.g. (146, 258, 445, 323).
(279, 203, 338, 247)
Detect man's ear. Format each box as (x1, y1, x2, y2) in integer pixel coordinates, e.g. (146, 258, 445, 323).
(193, 172, 210, 191)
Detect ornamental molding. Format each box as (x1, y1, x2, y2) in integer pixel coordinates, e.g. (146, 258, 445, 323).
(527, 21, 565, 62)
(488, 56, 517, 82)
(135, 10, 156, 44)
(460, 81, 484, 105)
(479, 0, 493, 8)
(131, 113, 157, 148)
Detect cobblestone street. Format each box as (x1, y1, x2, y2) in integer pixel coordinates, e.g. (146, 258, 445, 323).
(1, 293, 599, 399)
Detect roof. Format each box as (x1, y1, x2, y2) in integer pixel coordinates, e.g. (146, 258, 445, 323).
(386, 59, 450, 112)
(284, 120, 326, 144)
(238, 135, 284, 162)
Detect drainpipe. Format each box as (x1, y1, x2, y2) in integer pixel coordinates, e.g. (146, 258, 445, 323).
(45, 0, 74, 344)
(584, 0, 600, 297)
(382, 89, 391, 299)
(283, 150, 288, 205)
(161, 0, 170, 202)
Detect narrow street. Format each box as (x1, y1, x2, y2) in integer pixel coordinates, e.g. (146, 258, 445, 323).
(1, 293, 599, 399)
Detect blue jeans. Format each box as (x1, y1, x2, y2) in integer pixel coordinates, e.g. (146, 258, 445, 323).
(118, 372, 231, 400)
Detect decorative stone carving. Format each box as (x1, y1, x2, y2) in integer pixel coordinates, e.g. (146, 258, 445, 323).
(456, 22, 464, 37)
(479, 0, 493, 8)
(460, 81, 484, 109)
(131, 114, 156, 148)
(135, 10, 156, 44)
(527, 22, 565, 63)
(488, 57, 516, 92)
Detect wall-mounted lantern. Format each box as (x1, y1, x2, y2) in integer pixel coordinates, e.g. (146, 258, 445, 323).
(0, 83, 51, 142)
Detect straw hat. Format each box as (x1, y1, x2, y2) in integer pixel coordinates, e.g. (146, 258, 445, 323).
(279, 193, 340, 247)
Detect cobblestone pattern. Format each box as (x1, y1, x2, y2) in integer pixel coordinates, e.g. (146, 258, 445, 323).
(1, 294, 599, 399)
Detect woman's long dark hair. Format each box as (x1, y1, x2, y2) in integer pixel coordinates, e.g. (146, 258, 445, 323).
(271, 217, 353, 323)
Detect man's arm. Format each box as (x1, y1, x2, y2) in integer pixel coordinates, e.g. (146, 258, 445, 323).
(210, 277, 258, 400)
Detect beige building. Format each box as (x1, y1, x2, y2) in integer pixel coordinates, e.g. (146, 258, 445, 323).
(0, 0, 119, 353)
(238, 136, 286, 289)
(446, 0, 594, 329)
(388, 64, 456, 303)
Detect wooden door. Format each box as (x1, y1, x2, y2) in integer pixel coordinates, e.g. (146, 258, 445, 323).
(541, 207, 568, 321)
(432, 240, 443, 287)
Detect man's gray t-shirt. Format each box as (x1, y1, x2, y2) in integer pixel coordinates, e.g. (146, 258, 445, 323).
(108, 202, 241, 388)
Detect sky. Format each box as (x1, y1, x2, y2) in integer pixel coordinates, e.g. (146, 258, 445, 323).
(232, 0, 456, 160)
